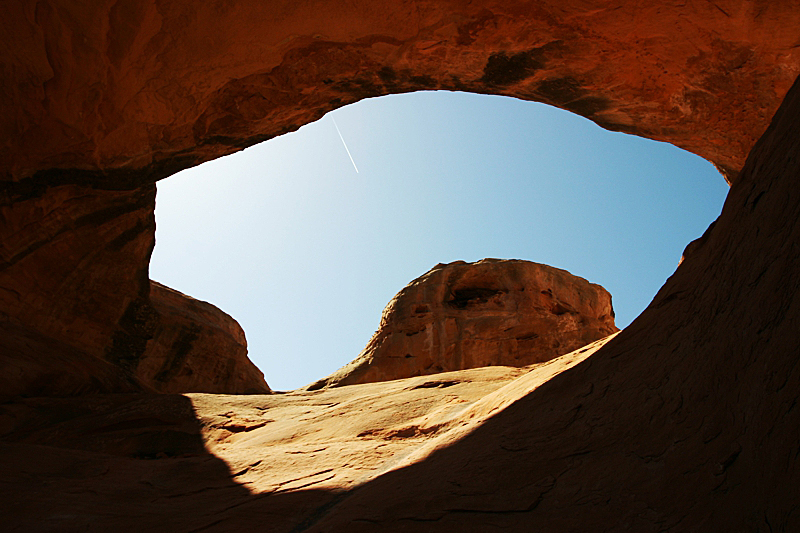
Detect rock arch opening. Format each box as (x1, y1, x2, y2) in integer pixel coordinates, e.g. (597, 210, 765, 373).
(3, 2, 800, 529)
(150, 91, 727, 390)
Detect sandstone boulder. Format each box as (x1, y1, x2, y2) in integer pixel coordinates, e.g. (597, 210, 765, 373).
(307, 259, 617, 389)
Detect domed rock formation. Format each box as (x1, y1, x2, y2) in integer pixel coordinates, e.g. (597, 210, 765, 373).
(307, 259, 617, 389)
(138, 282, 270, 394)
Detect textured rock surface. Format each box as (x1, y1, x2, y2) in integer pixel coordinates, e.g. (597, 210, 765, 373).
(3, 0, 800, 184)
(0, 184, 268, 397)
(0, 185, 157, 399)
(308, 259, 617, 389)
(2, 1, 800, 531)
(0, 339, 608, 532)
(139, 282, 270, 394)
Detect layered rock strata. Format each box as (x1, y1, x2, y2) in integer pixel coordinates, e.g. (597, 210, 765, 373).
(308, 259, 617, 389)
(0, 185, 158, 398)
(3, 0, 799, 183)
(0, 181, 269, 397)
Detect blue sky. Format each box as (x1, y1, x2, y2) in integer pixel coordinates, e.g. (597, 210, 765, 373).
(150, 91, 728, 391)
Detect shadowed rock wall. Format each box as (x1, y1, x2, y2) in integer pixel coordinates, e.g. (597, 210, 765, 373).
(0, 186, 269, 396)
(4, 0, 800, 183)
(0, 185, 157, 397)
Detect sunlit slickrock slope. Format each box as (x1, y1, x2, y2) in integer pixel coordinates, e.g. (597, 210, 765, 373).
(1, 337, 612, 531)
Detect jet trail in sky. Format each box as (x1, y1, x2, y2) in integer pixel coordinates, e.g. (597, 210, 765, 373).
(332, 117, 359, 174)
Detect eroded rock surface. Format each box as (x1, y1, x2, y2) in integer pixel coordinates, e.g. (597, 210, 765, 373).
(0, 183, 269, 397)
(138, 282, 270, 394)
(0, 185, 157, 399)
(3, 0, 800, 184)
(308, 259, 617, 389)
(0, 338, 609, 532)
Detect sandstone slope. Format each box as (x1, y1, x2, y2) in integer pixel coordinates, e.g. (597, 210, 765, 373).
(308, 259, 617, 389)
(0, 336, 612, 532)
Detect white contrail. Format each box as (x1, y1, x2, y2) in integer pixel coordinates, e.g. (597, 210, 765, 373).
(332, 117, 359, 174)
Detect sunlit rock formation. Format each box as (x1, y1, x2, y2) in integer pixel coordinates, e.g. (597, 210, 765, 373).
(307, 259, 617, 389)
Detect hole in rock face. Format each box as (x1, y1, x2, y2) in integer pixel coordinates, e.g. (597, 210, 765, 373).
(550, 301, 576, 316)
(446, 288, 505, 309)
(151, 91, 728, 390)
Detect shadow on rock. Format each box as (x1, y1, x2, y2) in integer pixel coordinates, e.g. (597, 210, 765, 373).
(0, 393, 338, 532)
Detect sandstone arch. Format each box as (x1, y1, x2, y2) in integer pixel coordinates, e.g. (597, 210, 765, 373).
(2, 1, 800, 529)
(3, 0, 799, 396)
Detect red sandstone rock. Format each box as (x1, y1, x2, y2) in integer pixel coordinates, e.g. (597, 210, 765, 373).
(2, 0, 800, 185)
(307, 259, 617, 389)
(139, 282, 270, 394)
(0, 185, 157, 399)
(3, 0, 800, 397)
(1, 1, 800, 531)
(0, 184, 268, 397)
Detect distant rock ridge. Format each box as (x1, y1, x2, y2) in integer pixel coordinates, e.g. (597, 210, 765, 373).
(306, 259, 617, 389)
